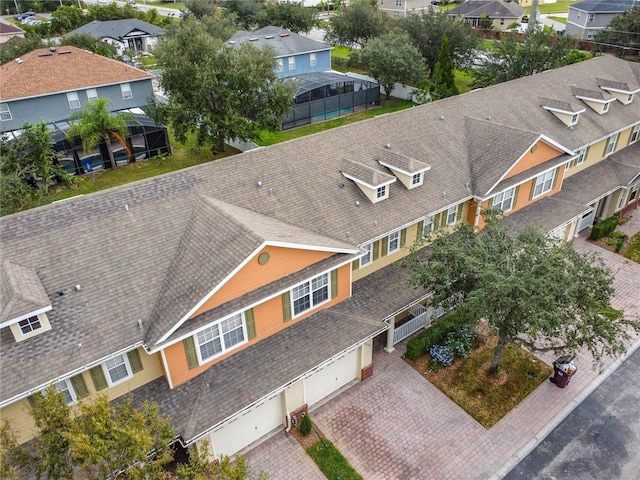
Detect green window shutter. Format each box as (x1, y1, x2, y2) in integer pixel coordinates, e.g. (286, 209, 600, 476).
(380, 237, 388, 257)
(70, 374, 89, 399)
(513, 185, 520, 209)
(456, 203, 463, 222)
(372, 240, 380, 261)
(438, 212, 446, 228)
(487, 197, 493, 209)
(127, 349, 143, 374)
(416, 221, 424, 240)
(529, 180, 536, 200)
(552, 167, 560, 190)
(330, 269, 339, 298)
(400, 228, 407, 247)
(282, 291, 292, 322)
(27, 395, 37, 408)
(183, 337, 199, 369)
(352, 260, 358, 271)
(89, 366, 108, 391)
(245, 308, 256, 340)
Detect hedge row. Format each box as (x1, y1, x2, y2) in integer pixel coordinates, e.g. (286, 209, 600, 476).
(589, 216, 619, 241)
(405, 312, 474, 361)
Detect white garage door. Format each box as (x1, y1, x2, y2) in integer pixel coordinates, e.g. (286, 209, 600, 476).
(210, 392, 283, 457)
(304, 349, 359, 408)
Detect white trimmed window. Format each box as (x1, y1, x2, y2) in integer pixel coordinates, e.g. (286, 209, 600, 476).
(276, 58, 284, 72)
(18, 316, 42, 334)
(104, 354, 132, 386)
(492, 187, 515, 213)
(602, 102, 609, 113)
(605, 133, 618, 156)
(412, 173, 421, 185)
(533, 169, 555, 197)
(67, 92, 81, 109)
(396, 0, 402, 5)
(121, 83, 133, 99)
(376, 185, 386, 198)
(388, 231, 400, 254)
(197, 313, 246, 362)
(571, 113, 578, 124)
(288, 57, 295, 71)
(628, 184, 639, 203)
(576, 148, 586, 165)
(423, 216, 434, 236)
(628, 94, 634, 103)
(86, 88, 98, 102)
(446, 206, 457, 225)
(0, 103, 12, 121)
(360, 243, 372, 267)
(630, 125, 639, 144)
(310, 53, 317, 67)
(292, 273, 329, 317)
(55, 380, 76, 405)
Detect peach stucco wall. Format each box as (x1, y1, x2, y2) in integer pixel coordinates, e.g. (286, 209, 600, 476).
(503, 140, 563, 180)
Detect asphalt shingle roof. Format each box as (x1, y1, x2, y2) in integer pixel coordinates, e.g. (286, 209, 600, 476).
(448, 0, 525, 17)
(0, 262, 50, 323)
(570, 0, 635, 13)
(67, 19, 165, 42)
(228, 26, 330, 57)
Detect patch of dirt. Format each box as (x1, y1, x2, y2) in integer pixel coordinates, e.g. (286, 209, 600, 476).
(289, 422, 324, 450)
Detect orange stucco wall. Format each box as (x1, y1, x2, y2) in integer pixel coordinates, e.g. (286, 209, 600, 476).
(503, 141, 563, 181)
(165, 263, 352, 387)
(192, 246, 334, 317)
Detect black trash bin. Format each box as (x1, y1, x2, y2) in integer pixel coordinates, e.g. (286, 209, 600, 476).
(550, 354, 577, 388)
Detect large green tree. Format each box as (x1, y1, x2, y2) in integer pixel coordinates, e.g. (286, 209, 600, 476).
(154, 17, 296, 153)
(358, 30, 427, 100)
(471, 30, 588, 88)
(593, 7, 640, 57)
(325, 0, 388, 47)
(398, 9, 479, 74)
(403, 211, 640, 374)
(431, 35, 459, 100)
(66, 98, 135, 170)
(60, 33, 118, 58)
(260, 2, 316, 33)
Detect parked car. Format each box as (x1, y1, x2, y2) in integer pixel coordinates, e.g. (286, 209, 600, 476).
(22, 18, 42, 26)
(13, 11, 35, 21)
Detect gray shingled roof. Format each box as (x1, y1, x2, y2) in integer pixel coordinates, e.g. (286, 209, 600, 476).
(570, 0, 635, 13)
(67, 19, 165, 42)
(227, 26, 330, 57)
(596, 78, 640, 93)
(448, 0, 525, 17)
(1, 55, 639, 405)
(375, 147, 430, 175)
(571, 87, 616, 102)
(0, 262, 50, 324)
(341, 159, 396, 188)
(540, 98, 585, 113)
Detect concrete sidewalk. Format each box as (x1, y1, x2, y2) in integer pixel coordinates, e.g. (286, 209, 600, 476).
(246, 214, 640, 480)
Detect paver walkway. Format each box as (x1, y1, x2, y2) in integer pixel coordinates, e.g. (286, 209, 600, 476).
(246, 213, 640, 480)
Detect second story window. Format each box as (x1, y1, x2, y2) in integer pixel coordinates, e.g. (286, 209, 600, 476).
(376, 185, 386, 198)
(276, 58, 284, 72)
(388, 231, 400, 254)
(605, 132, 618, 156)
(104, 354, 132, 386)
(423, 216, 434, 236)
(0, 103, 12, 121)
(86, 88, 98, 102)
(67, 92, 81, 109)
(492, 187, 515, 213)
(630, 125, 639, 144)
(55, 380, 76, 405)
(588, 13, 595, 22)
(533, 169, 555, 198)
(446, 206, 458, 225)
(310, 53, 317, 67)
(197, 313, 245, 362)
(360, 243, 372, 267)
(292, 273, 329, 316)
(18, 316, 42, 334)
(121, 83, 133, 99)
(288, 57, 295, 71)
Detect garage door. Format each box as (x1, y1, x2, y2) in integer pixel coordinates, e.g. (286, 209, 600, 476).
(304, 349, 359, 408)
(210, 392, 283, 457)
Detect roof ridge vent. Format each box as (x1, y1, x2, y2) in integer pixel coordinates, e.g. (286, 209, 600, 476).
(265, 35, 274, 39)
(228, 40, 236, 44)
(58, 50, 72, 54)
(38, 52, 53, 57)
(249, 37, 259, 41)
(280, 33, 289, 37)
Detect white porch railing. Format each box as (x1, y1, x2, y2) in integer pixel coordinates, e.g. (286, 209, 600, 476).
(392, 296, 460, 345)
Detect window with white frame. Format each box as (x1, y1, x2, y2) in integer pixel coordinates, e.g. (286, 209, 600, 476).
(588, 13, 595, 22)
(67, 92, 81, 109)
(388, 231, 400, 254)
(288, 57, 295, 70)
(500, 18, 505, 25)
(605, 132, 618, 156)
(630, 125, 639, 144)
(0, 103, 12, 121)
(492, 186, 515, 213)
(533, 169, 555, 197)
(423, 216, 434, 236)
(576, 148, 586, 165)
(602, 102, 609, 112)
(571, 113, 578, 124)
(446, 206, 457, 225)
(18, 316, 42, 335)
(628, 94, 634, 103)
(197, 313, 245, 362)
(412, 173, 421, 185)
(292, 273, 329, 316)
(376, 185, 386, 198)
(120, 83, 133, 99)
(55, 380, 76, 405)
(276, 58, 284, 72)
(86, 88, 98, 102)
(628, 184, 639, 203)
(396, 0, 402, 5)
(310, 53, 317, 67)
(104, 354, 132, 386)
(360, 243, 372, 267)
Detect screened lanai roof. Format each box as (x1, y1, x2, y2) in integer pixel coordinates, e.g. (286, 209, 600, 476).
(291, 71, 378, 96)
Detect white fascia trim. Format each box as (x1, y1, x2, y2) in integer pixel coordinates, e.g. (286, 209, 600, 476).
(183, 325, 387, 447)
(149, 255, 358, 353)
(600, 86, 640, 95)
(0, 341, 144, 409)
(266, 240, 359, 255)
(3, 78, 152, 103)
(342, 172, 396, 190)
(574, 95, 615, 104)
(0, 304, 52, 328)
(377, 161, 432, 177)
(542, 105, 587, 116)
(160, 349, 174, 389)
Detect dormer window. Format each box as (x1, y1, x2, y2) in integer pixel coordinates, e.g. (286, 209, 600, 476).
(376, 185, 387, 198)
(572, 87, 616, 115)
(571, 114, 578, 124)
(602, 102, 609, 112)
(541, 98, 585, 127)
(341, 159, 396, 204)
(412, 173, 421, 185)
(18, 315, 42, 334)
(628, 94, 633, 103)
(376, 146, 430, 190)
(597, 78, 640, 105)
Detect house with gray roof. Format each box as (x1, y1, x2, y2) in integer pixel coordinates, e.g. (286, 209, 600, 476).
(448, 0, 525, 30)
(67, 18, 165, 55)
(1, 55, 638, 463)
(566, 0, 636, 40)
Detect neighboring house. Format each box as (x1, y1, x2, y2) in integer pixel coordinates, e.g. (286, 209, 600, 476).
(448, 0, 525, 30)
(1, 55, 639, 464)
(0, 21, 25, 44)
(378, 0, 432, 19)
(227, 26, 380, 129)
(565, 0, 635, 40)
(66, 18, 165, 55)
(0, 46, 170, 174)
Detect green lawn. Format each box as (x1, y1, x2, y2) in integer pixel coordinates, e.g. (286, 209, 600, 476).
(134, 0, 187, 10)
(623, 232, 640, 263)
(548, 16, 568, 24)
(455, 69, 473, 93)
(526, 0, 577, 14)
(307, 439, 363, 480)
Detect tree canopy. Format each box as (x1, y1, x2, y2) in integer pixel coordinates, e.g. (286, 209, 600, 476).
(398, 9, 479, 74)
(431, 35, 459, 100)
(470, 30, 588, 88)
(593, 7, 640, 57)
(325, 0, 389, 47)
(403, 211, 640, 374)
(260, 2, 316, 33)
(154, 17, 296, 152)
(358, 30, 427, 99)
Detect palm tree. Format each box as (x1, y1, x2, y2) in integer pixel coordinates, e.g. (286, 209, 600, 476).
(66, 98, 135, 169)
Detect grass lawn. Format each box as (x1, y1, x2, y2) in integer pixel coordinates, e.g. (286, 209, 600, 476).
(548, 16, 568, 24)
(406, 331, 552, 428)
(256, 98, 414, 146)
(623, 232, 640, 262)
(455, 69, 474, 93)
(526, 0, 577, 14)
(135, 0, 187, 10)
(307, 439, 363, 480)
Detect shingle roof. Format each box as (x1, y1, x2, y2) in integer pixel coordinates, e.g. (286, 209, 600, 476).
(227, 26, 331, 57)
(375, 147, 430, 175)
(341, 159, 396, 187)
(1, 55, 639, 405)
(0, 22, 24, 35)
(540, 98, 585, 113)
(596, 78, 640, 93)
(0, 46, 152, 101)
(67, 19, 165, 42)
(448, 0, 525, 17)
(0, 262, 50, 324)
(570, 0, 635, 13)
(571, 87, 616, 101)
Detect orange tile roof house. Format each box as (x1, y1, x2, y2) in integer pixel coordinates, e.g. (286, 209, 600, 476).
(1, 55, 639, 463)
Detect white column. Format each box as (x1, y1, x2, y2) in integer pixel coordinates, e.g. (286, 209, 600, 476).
(385, 317, 396, 353)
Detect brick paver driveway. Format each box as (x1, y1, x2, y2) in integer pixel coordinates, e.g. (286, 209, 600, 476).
(247, 221, 640, 480)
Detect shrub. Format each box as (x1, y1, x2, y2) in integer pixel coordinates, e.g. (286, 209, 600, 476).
(300, 413, 312, 437)
(589, 216, 618, 241)
(428, 344, 455, 371)
(405, 312, 477, 360)
(607, 231, 628, 252)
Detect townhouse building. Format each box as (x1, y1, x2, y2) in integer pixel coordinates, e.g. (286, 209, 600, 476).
(1, 55, 639, 464)
(566, 0, 636, 40)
